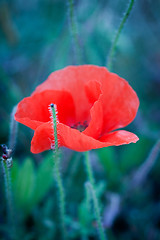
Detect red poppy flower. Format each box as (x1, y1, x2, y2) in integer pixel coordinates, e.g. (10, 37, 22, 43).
(15, 65, 139, 154)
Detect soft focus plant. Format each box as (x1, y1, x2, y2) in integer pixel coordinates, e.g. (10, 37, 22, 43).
(1, 0, 160, 240)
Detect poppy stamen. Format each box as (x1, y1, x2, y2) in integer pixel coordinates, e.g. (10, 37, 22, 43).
(71, 121, 88, 132)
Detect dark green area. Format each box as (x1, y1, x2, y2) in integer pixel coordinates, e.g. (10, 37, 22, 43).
(0, 0, 160, 239)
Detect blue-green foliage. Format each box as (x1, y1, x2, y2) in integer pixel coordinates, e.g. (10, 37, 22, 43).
(11, 154, 53, 215)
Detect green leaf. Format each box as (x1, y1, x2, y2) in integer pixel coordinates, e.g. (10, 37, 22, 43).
(95, 181, 106, 198)
(13, 158, 35, 213)
(12, 154, 54, 216)
(34, 154, 53, 204)
(78, 200, 93, 233)
(97, 147, 121, 189)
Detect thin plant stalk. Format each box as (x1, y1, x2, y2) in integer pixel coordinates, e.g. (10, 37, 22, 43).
(84, 151, 95, 186)
(1, 105, 18, 239)
(84, 151, 107, 240)
(67, 0, 82, 64)
(107, 0, 135, 71)
(85, 182, 92, 213)
(86, 182, 107, 240)
(1, 160, 15, 239)
(9, 105, 18, 151)
(50, 104, 67, 239)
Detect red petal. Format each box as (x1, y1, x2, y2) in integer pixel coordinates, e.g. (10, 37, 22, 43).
(85, 80, 102, 104)
(59, 124, 139, 152)
(100, 72, 139, 132)
(34, 65, 139, 132)
(83, 95, 103, 139)
(34, 66, 92, 121)
(15, 90, 75, 130)
(31, 121, 139, 154)
(34, 66, 106, 122)
(31, 122, 53, 153)
(98, 130, 139, 145)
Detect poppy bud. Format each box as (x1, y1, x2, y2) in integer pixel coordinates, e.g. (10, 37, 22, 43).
(1, 144, 7, 154)
(2, 154, 7, 160)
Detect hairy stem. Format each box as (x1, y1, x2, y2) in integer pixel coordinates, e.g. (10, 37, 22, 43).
(85, 182, 92, 213)
(84, 152, 107, 240)
(86, 182, 107, 240)
(9, 105, 18, 151)
(107, 0, 135, 71)
(84, 151, 95, 186)
(1, 160, 15, 239)
(50, 104, 66, 239)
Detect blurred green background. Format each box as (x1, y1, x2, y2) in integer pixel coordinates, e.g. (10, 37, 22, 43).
(0, 0, 160, 239)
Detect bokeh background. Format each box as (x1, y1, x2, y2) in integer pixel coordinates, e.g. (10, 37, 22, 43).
(0, 0, 160, 239)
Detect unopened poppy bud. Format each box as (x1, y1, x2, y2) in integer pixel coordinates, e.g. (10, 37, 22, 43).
(1, 144, 12, 161)
(1, 144, 7, 154)
(2, 154, 8, 160)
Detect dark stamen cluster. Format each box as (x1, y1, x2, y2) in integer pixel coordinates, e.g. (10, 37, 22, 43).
(71, 120, 88, 132)
(1, 144, 13, 168)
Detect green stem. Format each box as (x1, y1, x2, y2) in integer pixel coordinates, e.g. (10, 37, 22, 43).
(67, 0, 82, 64)
(85, 182, 92, 213)
(84, 152, 107, 240)
(86, 182, 106, 240)
(54, 156, 66, 239)
(1, 160, 15, 239)
(50, 104, 66, 239)
(84, 151, 95, 186)
(9, 105, 18, 151)
(107, 0, 135, 71)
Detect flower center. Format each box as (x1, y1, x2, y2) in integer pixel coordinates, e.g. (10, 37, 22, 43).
(71, 121, 88, 132)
